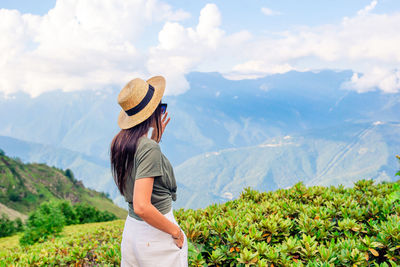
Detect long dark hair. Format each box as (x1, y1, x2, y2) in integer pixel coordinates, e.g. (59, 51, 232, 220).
(110, 103, 163, 196)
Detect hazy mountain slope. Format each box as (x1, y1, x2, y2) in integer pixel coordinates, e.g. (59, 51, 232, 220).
(0, 151, 127, 220)
(1, 70, 400, 210)
(174, 121, 399, 209)
(0, 89, 119, 162)
(3, 70, 400, 167)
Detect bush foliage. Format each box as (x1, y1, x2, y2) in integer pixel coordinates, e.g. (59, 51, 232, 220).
(0, 219, 123, 266)
(0, 178, 398, 266)
(0, 213, 24, 237)
(174, 179, 400, 266)
(17, 200, 118, 246)
(19, 201, 66, 246)
(0, 200, 118, 241)
(73, 202, 118, 224)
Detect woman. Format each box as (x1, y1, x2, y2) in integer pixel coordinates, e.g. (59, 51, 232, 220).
(110, 76, 188, 267)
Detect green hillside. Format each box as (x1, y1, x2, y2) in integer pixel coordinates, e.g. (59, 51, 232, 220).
(0, 134, 122, 208)
(1, 179, 399, 266)
(0, 151, 127, 221)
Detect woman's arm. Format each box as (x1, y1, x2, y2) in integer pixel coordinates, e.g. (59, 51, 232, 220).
(133, 177, 184, 247)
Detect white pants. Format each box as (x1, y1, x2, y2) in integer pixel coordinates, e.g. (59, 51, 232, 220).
(121, 207, 188, 267)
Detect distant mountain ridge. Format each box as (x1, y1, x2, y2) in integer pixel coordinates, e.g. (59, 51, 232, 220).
(0, 150, 127, 221)
(174, 121, 400, 209)
(0, 70, 399, 210)
(5, 69, 399, 166)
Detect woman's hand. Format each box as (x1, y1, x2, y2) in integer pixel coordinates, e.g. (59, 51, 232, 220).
(134, 178, 186, 250)
(151, 111, 170, 143)
(172, 228, 184, 249)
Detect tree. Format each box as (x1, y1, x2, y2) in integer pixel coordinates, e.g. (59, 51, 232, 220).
(73, 202, 117, 224)
(100, 191, 111, 200)
(98, 210, 118, 221)
(0, 213, 17, 237)
(64, 168, 76, 182)
(19, 200, 66, 246)
(56, 200, 78, 225)
(73, 203, 101, 224)
(14, 217, 24, 232)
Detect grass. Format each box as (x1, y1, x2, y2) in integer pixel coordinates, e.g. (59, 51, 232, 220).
(0, 219, 126, 266)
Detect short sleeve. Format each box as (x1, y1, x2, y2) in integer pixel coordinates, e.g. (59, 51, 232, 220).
(135, 141, 163, 180)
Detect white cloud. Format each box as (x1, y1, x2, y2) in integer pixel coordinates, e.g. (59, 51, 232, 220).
(147, 3, 251, 95)
(261, 7, 281, 16)
(147, 1, 191, 22)
(0, 0, 399, 97)
(224, 3, 400, 93)
(0, 0, 189, 98)
(149, 1, 400, 93)
(226, 60, 293, 80)
(357, 0, 378, 16)
(341, 67, 400, 93)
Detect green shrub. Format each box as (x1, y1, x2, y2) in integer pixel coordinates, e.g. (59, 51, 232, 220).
(73, 203, 117, 224)
(0, 213, 24, 238)
(8, 189, 22, 202)
(19, 200, 66, 246)
(74, 203, 99, 224)
(15, 198, 117, 246)
(1, 179, 400, 266)
(0, 148, 5, 156)
(173, 179, 400, 266)
(56, 200, 78, 225)
(14, 217, 24, 232)
(98, 210, 118, 222)
(0, 213, 17, 237)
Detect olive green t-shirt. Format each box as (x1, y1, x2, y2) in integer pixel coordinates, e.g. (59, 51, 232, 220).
(123, 135, 177, 221)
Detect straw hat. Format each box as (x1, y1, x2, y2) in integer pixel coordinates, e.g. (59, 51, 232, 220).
(117, 76, 166, 129)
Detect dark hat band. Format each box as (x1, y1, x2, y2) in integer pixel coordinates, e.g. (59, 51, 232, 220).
(125, 84, 155, 116)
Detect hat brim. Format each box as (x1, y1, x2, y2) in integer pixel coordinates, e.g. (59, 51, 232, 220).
(117, 76, 166, 129)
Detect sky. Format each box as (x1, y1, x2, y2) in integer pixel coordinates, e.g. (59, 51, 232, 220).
(0, 0, 399, 97)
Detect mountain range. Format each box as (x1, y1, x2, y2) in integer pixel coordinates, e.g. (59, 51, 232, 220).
(0, 70, 399, 209)
(174, 121, 400, 209)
